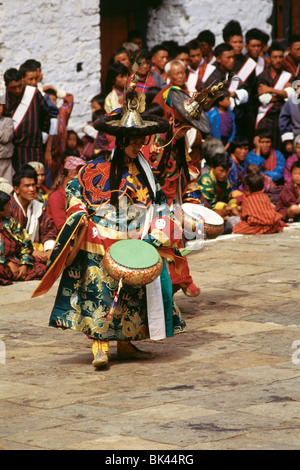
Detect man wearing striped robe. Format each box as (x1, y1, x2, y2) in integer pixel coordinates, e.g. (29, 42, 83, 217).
(3, 67, 51, 172)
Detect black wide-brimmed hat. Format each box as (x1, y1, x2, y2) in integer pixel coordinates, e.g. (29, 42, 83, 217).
(167, 87, 211, 134)
(166, 82, 225, 135)
(94, 102, 169, 138)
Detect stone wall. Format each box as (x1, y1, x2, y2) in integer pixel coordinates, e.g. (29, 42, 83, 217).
(147, 0, 274, 49)
(0, 0, 274, 132)
(0, 0, 101, 133)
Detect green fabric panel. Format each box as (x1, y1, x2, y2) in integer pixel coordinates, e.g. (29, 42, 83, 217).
(160, 259, 174, 337)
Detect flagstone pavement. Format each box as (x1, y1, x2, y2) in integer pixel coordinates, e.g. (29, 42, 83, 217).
(1, 225, 300, 450)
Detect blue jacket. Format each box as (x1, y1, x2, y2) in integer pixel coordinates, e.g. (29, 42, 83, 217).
(206, 107, 236, 144)
(245, 149, 285, 182)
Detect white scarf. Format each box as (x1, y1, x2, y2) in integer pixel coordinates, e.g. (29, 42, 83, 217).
(13, 193, 43, 243)
(138, 152, 166, 341)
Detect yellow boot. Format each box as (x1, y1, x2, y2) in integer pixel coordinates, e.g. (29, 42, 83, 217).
(92, 340, 109, 369)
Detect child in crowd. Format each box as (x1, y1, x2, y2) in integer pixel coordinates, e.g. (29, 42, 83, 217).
(0, 96, 14, 184)
(276, 160, 300, 222)
(284, 134, 300, 183)
(104, 62, 128, 114)
(237, 164, 280, 206)
(233, 172, 286, 234)
(90, 93, 105, 114)
(66, 130, 82, 155)
(206, 90, 236, 149)
(228, 136, 249, 192)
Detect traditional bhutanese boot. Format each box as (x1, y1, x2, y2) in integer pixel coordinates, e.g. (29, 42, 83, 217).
(180, 282, 200, 297)
(117, 341, 154, 360)
(92, 340, 109, 369)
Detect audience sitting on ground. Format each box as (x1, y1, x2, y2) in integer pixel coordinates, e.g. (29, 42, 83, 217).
(10, 165, 56, 264)
(283, 134, 300, 184)
(228, 136, 249, 192)
(197, 152, 239, 218)
(233, 172, 286, 235)
(275, 160, 300, 222)
(245, 130, 286, 184)
(3, 22, 300, 289)
(0, 189, 47, 285)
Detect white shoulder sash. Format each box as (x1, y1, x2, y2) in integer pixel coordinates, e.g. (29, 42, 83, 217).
(229, 57, 257, 92)
(255, 70, 292, 128)
(255, 56, 265, 76)
(202, 63, 216, 83)
(12, 86, 36, 131)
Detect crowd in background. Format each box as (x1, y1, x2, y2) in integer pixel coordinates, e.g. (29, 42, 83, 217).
(0, 18, 300, 286)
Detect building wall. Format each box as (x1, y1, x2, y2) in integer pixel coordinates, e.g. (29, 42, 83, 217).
(0, 0, 101, 134)
(0, 0, 274, 133)
(147, 0, 274, 48)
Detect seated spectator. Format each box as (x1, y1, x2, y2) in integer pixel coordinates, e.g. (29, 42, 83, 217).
(228, 136, 249, 191)
(28, 161, 49, 207)
(61, 148, 81, 167)
(46, 157, 82, 234)
(197, 152, 239, 218)
(207, 89, 236, 149)
(10, 165, 56, 264)
(0, 94, 14, 184)
(233, 172, 286, 234)
(0, 190, 46, 285)
(275, 160, 300, 222)
(245, 130, 285, 184)
(104, 62, 128, 114)
(284, 135, 300, 184)
(238, 163, 280, 205)
(0, 177, 13, 196)
(199, 137, 225, 175)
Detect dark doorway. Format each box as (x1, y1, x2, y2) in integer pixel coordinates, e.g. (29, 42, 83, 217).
(272, 0, 300, 42)
(100, 0, 162, 90)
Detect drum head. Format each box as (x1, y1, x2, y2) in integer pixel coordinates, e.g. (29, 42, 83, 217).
(109, 239, 160, 269)
(182, 204, 223, 225)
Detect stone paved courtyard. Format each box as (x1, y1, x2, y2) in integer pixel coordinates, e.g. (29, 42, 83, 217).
(1, 225, 300, 450)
